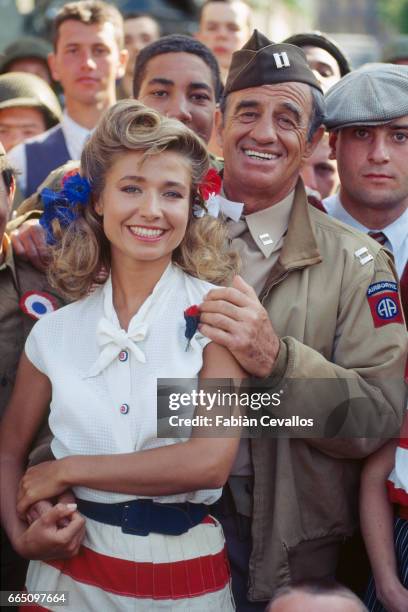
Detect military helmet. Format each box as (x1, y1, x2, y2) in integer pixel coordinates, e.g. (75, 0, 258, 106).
(0, 36, 52, 75)
(0, 72, 61, 128)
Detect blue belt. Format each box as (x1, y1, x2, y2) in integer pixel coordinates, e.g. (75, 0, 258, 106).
(77, 498, 209, 536)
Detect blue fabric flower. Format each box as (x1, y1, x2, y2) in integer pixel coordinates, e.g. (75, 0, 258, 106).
(39, 173, 91, 245)
(62, 172, 91, 204)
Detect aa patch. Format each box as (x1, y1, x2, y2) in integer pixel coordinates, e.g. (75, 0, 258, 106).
(367, 282, 404, 328)
(20, 291, 58, 320)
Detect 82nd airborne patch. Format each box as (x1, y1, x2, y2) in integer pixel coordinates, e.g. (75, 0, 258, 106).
(367, 281, 404, 328)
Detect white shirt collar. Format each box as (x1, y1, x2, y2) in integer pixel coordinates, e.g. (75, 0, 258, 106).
(324, 193, 408, 255)
(61, 111, 93, 161)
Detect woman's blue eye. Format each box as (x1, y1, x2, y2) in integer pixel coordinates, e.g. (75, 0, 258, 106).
(164, 191, 183, 199)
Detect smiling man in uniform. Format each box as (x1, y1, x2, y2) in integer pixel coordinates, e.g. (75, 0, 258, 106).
(195, 31, 407, 609)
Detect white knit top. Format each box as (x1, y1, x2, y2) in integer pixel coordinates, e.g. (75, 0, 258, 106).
(25, 263, 221, 504)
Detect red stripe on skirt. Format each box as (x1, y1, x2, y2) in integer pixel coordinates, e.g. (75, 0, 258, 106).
(45, 544, 230, 599)
(19, 606, 49, 611)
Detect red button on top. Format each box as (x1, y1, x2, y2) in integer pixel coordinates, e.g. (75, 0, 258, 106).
(120, 403, 129, 414)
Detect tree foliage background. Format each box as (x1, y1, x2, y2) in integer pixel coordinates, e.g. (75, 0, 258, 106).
(379, 0, 408, 33)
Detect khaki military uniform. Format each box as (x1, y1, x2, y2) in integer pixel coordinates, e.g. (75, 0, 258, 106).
(0, 235, 64, 455)
(226, 180, 407, 601)
(0, 235, 64, 593)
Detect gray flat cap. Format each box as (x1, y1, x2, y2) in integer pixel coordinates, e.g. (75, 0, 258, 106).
(325, 63, 408, 130)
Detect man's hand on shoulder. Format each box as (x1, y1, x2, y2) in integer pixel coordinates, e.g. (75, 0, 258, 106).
(11, 220, 48, 271)
(199, 275, 280, 377)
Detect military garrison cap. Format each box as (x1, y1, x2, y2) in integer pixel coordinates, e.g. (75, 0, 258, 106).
(325, 63, 408, 130)
(224, 30, 323, 95)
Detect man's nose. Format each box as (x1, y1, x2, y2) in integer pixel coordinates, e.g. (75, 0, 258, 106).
(216, 25, 229, 39)
(81, 50, 97, 70)
(166, 95, 193, 125)
(368, 134, 390, 164)
(249, 115, 278, 143)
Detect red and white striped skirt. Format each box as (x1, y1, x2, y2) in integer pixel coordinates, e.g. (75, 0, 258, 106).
(24, 514, 235, 611)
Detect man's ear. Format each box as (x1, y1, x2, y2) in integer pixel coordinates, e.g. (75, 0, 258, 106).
(47, 52, 60, 82)
(214, 107, 224, 149)
(116, 49, 128, 80)
(303, 125, 325, 160)
(328, 131, 338, 160)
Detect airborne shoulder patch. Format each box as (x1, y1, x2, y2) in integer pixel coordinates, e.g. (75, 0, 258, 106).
(366, 281, 404, 327)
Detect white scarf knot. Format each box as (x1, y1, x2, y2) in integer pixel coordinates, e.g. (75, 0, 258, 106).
(86, 317, 148, 377)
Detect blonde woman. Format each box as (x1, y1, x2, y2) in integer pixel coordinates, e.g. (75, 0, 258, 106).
(0, 100, 243, 611)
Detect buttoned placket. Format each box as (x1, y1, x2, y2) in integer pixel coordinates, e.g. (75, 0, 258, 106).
(85, 267, 174, 446)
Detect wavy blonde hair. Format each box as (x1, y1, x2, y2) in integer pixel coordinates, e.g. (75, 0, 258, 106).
(48, 100, 239, 300)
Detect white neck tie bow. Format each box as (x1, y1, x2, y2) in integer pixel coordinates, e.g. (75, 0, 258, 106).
(194, 194, 244, 222)
(86, 317, 148, 377)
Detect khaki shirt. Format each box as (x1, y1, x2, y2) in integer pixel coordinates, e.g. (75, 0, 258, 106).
(0, 236, 64, 462)
(228, 190, 294, 295)
(241, 180, 407, 600)
(228, 191, 293, 482)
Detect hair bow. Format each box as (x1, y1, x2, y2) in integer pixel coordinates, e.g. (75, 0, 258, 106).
(39, 173, 91, 245)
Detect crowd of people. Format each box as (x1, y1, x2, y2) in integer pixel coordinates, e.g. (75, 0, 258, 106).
(0, 1, 407, 611)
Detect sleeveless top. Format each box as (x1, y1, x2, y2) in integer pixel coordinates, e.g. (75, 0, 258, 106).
(25, 263, 222, 504)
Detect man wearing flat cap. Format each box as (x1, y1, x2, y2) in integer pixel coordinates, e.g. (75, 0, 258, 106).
(324, 63, 408, 324)
(194, 31, 407, 608)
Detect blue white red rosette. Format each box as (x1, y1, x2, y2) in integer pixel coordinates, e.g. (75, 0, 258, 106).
(184, 305, 200, 350)
(20, 291, 58, 320)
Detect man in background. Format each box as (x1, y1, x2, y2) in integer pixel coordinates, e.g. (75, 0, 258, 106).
(8, 0, 127, 198)
(325, 63, 408, 321)
(118, 12, 160, 99)
(0, 72, 61, 153)
(285, 32, 349, 198)
(0, 37, 53, 86)
(284, 31, 350, 93)
(134, 35, 222, 146)
(196, 0, 252, 83)
(301, 132, 339, 199)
